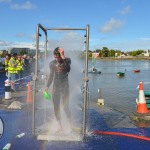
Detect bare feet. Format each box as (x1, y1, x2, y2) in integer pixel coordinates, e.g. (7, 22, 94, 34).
(56, 122, 63, 133)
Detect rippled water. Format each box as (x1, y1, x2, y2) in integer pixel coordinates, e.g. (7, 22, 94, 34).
(88, 60, 150, 115)
(0, 59, 150, 116)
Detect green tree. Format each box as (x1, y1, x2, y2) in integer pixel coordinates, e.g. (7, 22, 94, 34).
(130, 50, 144, 56)
(102, 47, 109, 57)
(95, 49, 101, 53)
(20, 49, 27, 55)
(109, 49, 115, 57)
(88, 52, 92, 58)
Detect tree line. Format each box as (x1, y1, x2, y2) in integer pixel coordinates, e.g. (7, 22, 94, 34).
(87, 47, 148, 57)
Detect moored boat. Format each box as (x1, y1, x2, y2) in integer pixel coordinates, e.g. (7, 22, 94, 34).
(82, 69, 101, 74)
(88, 70, 101, 74)
(117, 72, 125, 77)
(117, 69, 126, 77)
(88, 56, 101, 74)
(134, 69, 140, 73)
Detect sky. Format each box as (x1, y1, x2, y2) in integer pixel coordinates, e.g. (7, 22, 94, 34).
(0, 0, 150, 52)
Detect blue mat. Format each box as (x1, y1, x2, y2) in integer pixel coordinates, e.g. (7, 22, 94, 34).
(1, 109, 150, 150)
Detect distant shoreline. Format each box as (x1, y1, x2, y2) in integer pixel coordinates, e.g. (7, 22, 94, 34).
(95, 57, 150, 61)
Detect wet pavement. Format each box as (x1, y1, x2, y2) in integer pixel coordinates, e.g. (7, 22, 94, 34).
(1, 88, 150, 149)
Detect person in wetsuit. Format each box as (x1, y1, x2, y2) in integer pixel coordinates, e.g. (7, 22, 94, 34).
(45, 47, 71, 131)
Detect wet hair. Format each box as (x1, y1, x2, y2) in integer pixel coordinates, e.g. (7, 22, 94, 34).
(53, 47, 60, 57)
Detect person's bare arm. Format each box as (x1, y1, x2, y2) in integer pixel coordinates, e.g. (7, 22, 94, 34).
(58, 47, 65, 59)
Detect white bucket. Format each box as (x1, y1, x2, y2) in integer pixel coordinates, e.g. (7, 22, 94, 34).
(5, 79, 12, 100)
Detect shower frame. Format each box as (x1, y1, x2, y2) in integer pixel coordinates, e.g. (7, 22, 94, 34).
(32, 24, 90, 140)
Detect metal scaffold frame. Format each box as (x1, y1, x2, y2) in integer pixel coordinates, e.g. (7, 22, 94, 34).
(32, 23, 90, 140)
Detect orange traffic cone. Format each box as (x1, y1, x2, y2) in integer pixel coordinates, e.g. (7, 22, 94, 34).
(137, 82, 149, 114)
(26, 82, 32, 103)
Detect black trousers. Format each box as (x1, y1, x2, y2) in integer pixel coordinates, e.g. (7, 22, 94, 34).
(52, 79, 71, 123)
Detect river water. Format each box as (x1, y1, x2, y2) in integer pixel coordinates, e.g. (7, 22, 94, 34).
(0, 59, 150, 116)
(87, 59, 150, 115)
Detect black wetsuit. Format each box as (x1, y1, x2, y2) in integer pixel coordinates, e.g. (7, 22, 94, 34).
(47, 58, 71, 122)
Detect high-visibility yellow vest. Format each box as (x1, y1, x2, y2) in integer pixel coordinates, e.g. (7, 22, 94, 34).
(4, 59, 9, 71)
(8, 58, 18, 74)
(16, 60, 24, 71)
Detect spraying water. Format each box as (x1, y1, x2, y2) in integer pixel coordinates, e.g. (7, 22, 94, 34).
(34, 34, 86, 141)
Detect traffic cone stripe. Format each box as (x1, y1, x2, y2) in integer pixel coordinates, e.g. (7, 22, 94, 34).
(139, 82, 143, 90)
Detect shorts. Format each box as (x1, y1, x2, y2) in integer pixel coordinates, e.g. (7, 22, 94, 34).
(8, 73, 17, 81)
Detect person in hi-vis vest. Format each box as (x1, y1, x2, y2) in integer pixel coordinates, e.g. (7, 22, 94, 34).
(3, 54, 11, 77)
(8, 53, 19, 92)
(16, 55, 24, 88)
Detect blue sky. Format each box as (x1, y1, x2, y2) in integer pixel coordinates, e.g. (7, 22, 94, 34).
(0, 0, 150, 51)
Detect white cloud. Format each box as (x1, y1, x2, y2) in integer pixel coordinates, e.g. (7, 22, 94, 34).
(48, 31, 85, 51)
(28, 34, 36, 41)
(0, 40, 35, 50)
(10, 1, 36, 10)
(100, 18, 125, 33)
(120, 6, 130, 15)
(13, 41, 36, 49)
(93, 38, 150, 51)
(0, 31, 85, 51)
(0, 40, 13, 47)
(140, 37, 150, 41)
(1, 36, 150, 52)
(15, 33, 25, 37)
(0, 0, 36, 10)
